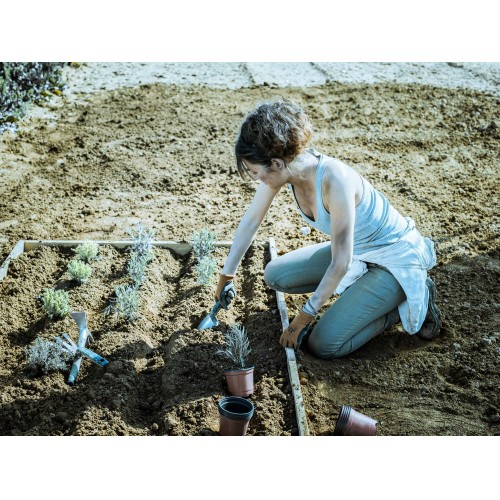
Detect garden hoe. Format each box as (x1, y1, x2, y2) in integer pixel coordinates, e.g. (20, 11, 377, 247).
(198, 282, 235, 330)
(55, 311, 109, 385)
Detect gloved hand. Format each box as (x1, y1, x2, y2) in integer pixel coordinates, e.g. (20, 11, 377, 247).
(280, 310, 314, 349)
(215, 274, 236, 310)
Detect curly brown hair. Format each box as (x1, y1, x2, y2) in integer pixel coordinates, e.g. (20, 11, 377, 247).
(235, 99, 313, 179)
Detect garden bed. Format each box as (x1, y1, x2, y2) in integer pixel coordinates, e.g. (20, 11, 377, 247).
(1, 80, 499, 435)
(0, 241, 297, 435)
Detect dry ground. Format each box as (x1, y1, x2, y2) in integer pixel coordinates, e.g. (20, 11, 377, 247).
(0, 77, 499, 434)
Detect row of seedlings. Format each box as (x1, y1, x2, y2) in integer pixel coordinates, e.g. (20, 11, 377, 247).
(26, 242, 100, 376)
(104, 223, 155, 321)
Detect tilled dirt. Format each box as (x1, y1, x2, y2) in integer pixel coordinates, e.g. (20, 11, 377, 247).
(0, 80, 499, 435)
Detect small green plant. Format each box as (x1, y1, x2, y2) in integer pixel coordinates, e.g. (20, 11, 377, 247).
(196, 255, 217, 286)
(126, 222, 155, 262)
(192, 229, 217, 286)
(104, 284, 141, 321)
(127, 252, 149, 288)
(191, 229, 216, 260)
(67, 259, 92, 284)
(73, 241, 99, 263)
(41, 288, 71, 319)
(25, 337, 72, 375)
(216, 323, 251, 369)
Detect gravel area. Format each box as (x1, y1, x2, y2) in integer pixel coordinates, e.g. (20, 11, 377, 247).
(61, 62, 500, 96)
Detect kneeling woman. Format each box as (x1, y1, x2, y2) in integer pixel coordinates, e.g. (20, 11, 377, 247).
(214, 99, 441, 359)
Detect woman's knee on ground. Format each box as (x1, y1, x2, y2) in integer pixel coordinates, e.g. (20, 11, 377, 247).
(263, 260, 280, 290)
(307, 329, 346, 360)
(263, 260, 294, 292)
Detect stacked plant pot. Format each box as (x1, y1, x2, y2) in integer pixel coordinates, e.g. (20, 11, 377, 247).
(216, 324, 255, 436)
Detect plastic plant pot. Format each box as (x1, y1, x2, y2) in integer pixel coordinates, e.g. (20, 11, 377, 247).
(223, 366, 254, 397)
(333, 405, 378, 436)
(218, 396, 254, 436)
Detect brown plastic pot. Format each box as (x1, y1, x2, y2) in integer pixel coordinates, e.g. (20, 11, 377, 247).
(224, 366, 254, 397)
(333, 405, 378, 436)
(218, 396, 254, 436)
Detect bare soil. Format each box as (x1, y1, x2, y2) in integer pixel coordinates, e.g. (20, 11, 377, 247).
(0, 81, 499, 435)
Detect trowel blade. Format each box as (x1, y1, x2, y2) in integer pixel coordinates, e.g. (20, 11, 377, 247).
(197, 300, 222, 330)
(198, 313, 219, 330)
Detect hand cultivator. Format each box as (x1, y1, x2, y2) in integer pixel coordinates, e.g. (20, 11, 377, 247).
(54, 311, 109, 385)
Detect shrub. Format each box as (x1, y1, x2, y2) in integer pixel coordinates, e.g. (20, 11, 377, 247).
(0, 63, 66, 134)
(126, 222, 155, 262)
(104, 284, 141, 321)
(73, 241, 99, 263)
(127, 252, 149, 288)
(67, 259, 92, 284)
(25, 337, 72, 375)
(41, 288, 70, 319)
(191, 229, 216, 261)
(216, 323, 251, 369)
(195, 255, 217, 286)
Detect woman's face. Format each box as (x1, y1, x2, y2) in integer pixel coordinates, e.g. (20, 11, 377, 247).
(242, 159, 287, 189)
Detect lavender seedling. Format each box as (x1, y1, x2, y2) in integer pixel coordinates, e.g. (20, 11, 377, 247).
(25, 337, 72, 375)
(41, 288, 71, 319)
(67, 259, 92, 284)
(191, 229, 216, 260)
(73, 241, 99, 263)
(216, 323, 251, 369)
(195, 254, 217, 286)
(127, 252, 149, 288)
(126, 222, 155, 262)
(104, 284, 141, 321)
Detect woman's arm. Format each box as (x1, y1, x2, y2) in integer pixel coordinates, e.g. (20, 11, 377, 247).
(221, 182, 279, 275)
(307, 163, 356, 312)
(279, 162, 357, 348)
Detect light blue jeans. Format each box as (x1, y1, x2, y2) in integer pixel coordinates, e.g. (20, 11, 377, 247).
(264, 242, 406, 359)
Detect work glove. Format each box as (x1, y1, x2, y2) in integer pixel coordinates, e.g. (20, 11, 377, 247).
(215, 274, 236, 310)
(280, 309, 314, 349)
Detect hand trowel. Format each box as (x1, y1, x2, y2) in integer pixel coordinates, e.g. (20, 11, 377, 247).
(198, 283, 235, 330)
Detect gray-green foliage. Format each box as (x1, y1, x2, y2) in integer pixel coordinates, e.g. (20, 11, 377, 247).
(74, 241, 99, 263)
(67, 259, 92, 284)
(216, 323, 251, 369)
(191, 229, 217, 286)
(126, 222, 155, 262)
(41, 288, 71, 319)
(104, 223, 154, 322)
(0, 63, 66, 134)
(196, 255, 217, 286)
(25, 337, 72, 375)
(127, 252, 149, 288)
(104, 284, 141, 321)
(191, 229, 216, 261)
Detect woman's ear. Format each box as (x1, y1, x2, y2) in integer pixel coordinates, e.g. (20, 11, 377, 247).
(271, 158, 286, 170)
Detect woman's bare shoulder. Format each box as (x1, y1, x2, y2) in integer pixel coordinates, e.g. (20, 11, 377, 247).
(322, 155, 354, 183)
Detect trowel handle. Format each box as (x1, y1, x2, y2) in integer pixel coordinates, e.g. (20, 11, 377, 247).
(210, 300, 222, 318)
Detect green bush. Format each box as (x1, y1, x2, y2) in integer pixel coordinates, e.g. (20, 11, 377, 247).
(216, 323, 251, 369)
(104, 284, 141, 322)
(127, 252, 149, 288)
(191, 229, 216, 261)
(74, 241, 99, 263)
(0, 62, 66, 134)
(195, 254, 217, 286)
(26, 337, 72, 375)
(67, 259, 92, 284)
(41, 288, 71, 319)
